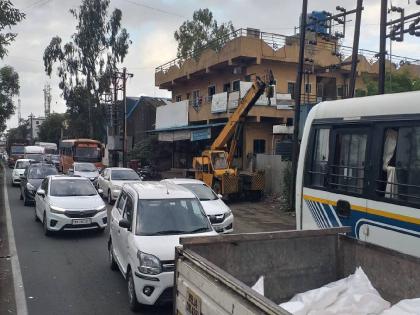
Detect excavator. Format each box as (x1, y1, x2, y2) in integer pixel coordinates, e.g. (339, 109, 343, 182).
(193, 71, 275, 198)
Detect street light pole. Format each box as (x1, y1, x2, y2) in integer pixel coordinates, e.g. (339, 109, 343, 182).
(122, 67, 127, 168)
(378, 0, 388, 94)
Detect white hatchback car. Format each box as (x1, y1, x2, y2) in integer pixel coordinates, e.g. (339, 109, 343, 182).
(162, 178, 234, 233)
(12, 159, 33, 186)
(108, 181, 216, 311)
(35, 175, 107, 235)
(97, 167, 141, 204)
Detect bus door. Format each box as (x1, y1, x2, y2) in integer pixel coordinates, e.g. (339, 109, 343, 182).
(303, 125, 371, 240)
(364, 122, 420, 257)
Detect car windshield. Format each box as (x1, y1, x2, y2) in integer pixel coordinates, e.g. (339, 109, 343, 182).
(15, 161, 30, 169)
(211, 152, 228, 170)
(51, 155, 60, 162)
(75, 163, 97, 172)
(180, 183, 218, 201)
(26, 154, 44, 162)
(111, 169, 139, 180)
(50, 179, 97, 197)
(136, 198, 212, 236)
(28, 166, 58, 179)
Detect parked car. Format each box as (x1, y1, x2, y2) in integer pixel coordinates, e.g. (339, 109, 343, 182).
(162, 178, 234, 233)
(12, 159, 33, 186)
(20, 163, 58, 206)
(97, 167, 141, 204)
(108, 181, 216, 311)
(68, 162, 99, 182)
(35, 175, 107, 236)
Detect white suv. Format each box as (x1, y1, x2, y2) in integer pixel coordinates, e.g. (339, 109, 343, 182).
(162, 178, 234, 233)
(108, 181, 216, 310)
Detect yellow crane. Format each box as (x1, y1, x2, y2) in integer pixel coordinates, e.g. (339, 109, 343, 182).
(193, 71, 274, 198)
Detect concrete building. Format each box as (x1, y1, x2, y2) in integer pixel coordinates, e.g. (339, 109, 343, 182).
(154, 28, 420, 170)
(26, 115, 45, 141)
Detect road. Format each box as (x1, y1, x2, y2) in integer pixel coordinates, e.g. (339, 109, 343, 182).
(4, 167, 171, 315)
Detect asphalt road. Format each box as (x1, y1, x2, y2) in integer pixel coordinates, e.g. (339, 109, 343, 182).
(4, 168, 171, 315)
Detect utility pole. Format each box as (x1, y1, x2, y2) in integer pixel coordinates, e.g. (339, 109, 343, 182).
(378, 0, 388, 95)
(29, 113, 34, 143)
(17, 99, 21, 125)
(349, 0, 363, 98)
(290, 0, 308, 210)
(122, 67, 127, 168)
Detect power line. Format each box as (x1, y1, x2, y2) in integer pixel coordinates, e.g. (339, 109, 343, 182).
(121, 0, 185, 18)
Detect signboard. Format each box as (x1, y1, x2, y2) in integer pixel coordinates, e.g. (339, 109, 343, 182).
(211, 92, 227, 113)
(158, 130, 191, 142)
(191, 128, 211, 141)
(155, 100, 188, 129)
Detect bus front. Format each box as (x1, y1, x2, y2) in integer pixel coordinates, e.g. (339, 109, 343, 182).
(73, 141, 103, 169)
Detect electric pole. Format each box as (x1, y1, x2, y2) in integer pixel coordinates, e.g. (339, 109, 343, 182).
(122, 67, 127, 168)
(378, 0, 388, 94)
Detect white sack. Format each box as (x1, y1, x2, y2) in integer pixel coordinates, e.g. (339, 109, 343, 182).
(380, 298, 420, 315)
(279, 267, 391, 315)
(251, 276, 264, 296)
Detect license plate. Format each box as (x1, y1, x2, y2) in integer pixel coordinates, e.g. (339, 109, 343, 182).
(72, 218, 91, 225)
(186, 288, 201, 315)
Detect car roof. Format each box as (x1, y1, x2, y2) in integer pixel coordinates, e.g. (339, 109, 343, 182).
(15, 159, 33, 162)
(162, 178, 205, 185)
(28, 162, 56, 168)
(50, 175, 90, 181)
(107, 167, 134, 171)
(126, 181, 197, 200)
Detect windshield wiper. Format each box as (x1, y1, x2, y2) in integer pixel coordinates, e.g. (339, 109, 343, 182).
(186, 227, 210, 233)
(152, 230, 188, 235)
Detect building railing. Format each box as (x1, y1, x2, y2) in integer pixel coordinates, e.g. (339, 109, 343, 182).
(155, 28, 420, 75)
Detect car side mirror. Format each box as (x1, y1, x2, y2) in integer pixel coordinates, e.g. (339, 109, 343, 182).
(217, 194, 223, 199)
(37, 189, 45, 197)
(97, 188, 103, 195)
(119, 218, 131, 229)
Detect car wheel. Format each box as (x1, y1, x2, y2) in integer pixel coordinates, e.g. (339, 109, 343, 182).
(127, 271, 141, 311)
(43, 212, 51, 236)
(108, 241, 118, 271)
(107, 190, 113, 205)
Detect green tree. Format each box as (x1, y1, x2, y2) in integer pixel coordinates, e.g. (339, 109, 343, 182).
(6, 122, 28, 150)
(0, 66, 19, 132)
(128, 136, 157, 166)
(43, 0, 130, 138)
(174, 8, 234, 60)
(362, 71, 420, 96)
(38, 113, 66, 144)
(0, 0, 25, 59)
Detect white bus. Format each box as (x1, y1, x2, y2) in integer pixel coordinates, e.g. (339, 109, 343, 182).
(296, 91, 420, 257)
(24, 145, 45, 163)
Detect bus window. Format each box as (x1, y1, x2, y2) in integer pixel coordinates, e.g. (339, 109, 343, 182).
(307, 128, 330, 187)
(378, 126, 420, 206)
(330, 130, 367, 194)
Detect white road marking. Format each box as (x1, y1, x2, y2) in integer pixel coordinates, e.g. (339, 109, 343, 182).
(3, 166, 28, 315)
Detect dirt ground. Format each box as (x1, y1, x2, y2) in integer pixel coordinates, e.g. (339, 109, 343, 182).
(227, 196, 296, 233)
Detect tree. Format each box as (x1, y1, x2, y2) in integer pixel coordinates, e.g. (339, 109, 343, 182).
(128, 136, 157, 166)
(6, 122, 28, 150)
(38, 113, 66, 144)
(43, 0, 130, 138)
(174, 8, 234, 60)
(0, 0, 25, 59)
(0, 66, 19, 132)
(362, 70, 420, 96)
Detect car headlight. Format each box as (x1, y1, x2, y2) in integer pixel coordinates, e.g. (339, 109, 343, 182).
(50, 205, 66, 214)
(95, 204, 106, 212)
(26, 183, 36, 191)
(137, 251, 161, 275)
(225, 209, 232, 217)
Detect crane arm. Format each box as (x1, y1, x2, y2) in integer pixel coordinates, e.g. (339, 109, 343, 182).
(210, 77, 267, 151)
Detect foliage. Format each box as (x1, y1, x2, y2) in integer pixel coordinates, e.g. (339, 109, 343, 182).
(128, 136, 158, 166)
(362, 70, 420, 96)
(0, 66, 19, 132)
(38, 113, 66, 144)
(43, 0, 131, 137)
(174, 8, 234, 60)
(0, 0, 25, 59)
(6, 123, 28, 148)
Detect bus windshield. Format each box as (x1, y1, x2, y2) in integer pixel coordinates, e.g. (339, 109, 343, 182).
(75, 146, 101, 160)
(11, 146, 24, 154)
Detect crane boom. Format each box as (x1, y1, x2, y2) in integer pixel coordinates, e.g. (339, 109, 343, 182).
(210, 77, 267, 150)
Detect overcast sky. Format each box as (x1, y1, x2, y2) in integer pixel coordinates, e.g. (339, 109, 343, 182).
(2, 0, 420, 129)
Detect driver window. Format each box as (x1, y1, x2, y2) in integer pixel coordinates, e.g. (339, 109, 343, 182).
(123, 196, 134, 229)
(41, 178, 49, 193)
(116, 191, 127, 214)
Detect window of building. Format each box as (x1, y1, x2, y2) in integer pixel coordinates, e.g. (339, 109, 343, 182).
(232, 80, 240, 92)
(223, 83, 231, 93)
(305, 83, 312, 94)
(286, 118, 293, 126)
(36, 121, 39, 125)
(307, 128, 330, 187)
(287, 82, 295, 99)
(253, 139, 266, 154)
(337, 85, 343, 97)
(175, 95, 182, 102)
(330, 130, 368, 194)
(377, 126, 420, 206)
(244, 75, 251, 82)
(207, 85, 216, 102)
